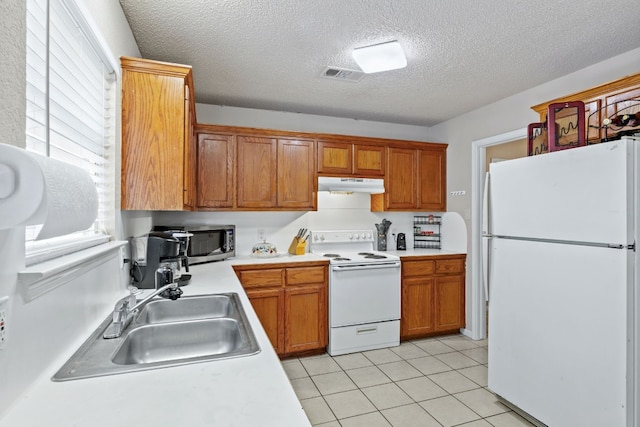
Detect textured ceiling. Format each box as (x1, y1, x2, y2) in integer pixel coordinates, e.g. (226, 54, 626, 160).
(119, 0, 640, 127)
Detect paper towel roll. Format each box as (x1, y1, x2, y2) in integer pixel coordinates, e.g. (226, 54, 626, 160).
(0, 144, 98, 239)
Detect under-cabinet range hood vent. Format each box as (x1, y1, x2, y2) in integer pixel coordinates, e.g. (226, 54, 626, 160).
(320, 66, 365, 82)
(318, 177, 385, 194)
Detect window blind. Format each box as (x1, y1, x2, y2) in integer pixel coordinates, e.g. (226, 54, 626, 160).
(25, 0, 115, 264)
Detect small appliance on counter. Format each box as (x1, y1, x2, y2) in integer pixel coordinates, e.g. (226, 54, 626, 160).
(153, 225, 235, 264)
(395, 233, 406, 250)
(130, 232, 188, 289)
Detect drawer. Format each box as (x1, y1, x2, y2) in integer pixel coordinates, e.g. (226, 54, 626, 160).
(237, 268, 285, 288)
(328, 320, 400, 356)
(286, 266, 326, 285)
(435, 258, 465, 274)
(402, 260, 435, 277)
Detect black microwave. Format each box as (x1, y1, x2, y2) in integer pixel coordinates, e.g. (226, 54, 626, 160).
(153, 225, 235, 264)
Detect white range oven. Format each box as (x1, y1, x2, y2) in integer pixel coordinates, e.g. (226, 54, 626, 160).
(310, 230, 401, 356)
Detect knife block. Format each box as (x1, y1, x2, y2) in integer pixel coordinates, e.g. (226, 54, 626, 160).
(287, 237, 307, 255)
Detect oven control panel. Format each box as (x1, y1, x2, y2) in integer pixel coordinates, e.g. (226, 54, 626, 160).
(310, 230, 374, 243)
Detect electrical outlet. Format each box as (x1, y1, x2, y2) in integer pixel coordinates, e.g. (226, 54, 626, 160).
(257, 229, 265, 242)
(120, 246, 126, 269)
(0, 296, 9, 350)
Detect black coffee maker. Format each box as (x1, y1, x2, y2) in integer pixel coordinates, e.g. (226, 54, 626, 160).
(130, 232, 188, 289)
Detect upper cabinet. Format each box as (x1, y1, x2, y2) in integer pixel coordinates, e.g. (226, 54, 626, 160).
(417, 147, 447, 210)
(277, 138, 316, 209)
(317, 141, 385, 177)
(197, 132, 235, 208)
(237, 135, 316, 210)
(121, 56, 197, 210)
(196, 126, 316, 211)
(237, 135, 278, 208)
(372, 143, 447, 212)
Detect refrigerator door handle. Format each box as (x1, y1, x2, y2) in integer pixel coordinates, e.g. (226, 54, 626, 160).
(482, 171, 490, 301)
(482, 236, 490, 301)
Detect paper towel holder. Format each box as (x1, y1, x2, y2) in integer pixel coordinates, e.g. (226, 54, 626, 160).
(0, 164, 15, 199)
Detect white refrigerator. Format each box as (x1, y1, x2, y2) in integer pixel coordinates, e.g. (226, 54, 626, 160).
(486, 137, 639, 427)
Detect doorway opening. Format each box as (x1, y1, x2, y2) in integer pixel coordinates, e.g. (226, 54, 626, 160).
(468, 128, 527, 340)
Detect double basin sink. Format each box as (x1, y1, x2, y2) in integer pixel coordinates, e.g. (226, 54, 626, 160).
(53, 293, 260, 381)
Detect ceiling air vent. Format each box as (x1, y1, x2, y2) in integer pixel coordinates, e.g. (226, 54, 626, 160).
(320, 66, 365, 82)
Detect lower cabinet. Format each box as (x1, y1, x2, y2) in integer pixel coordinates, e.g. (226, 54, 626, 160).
(400, 255, 466, 340)
(234, 262, 328, 357)
(244, 287, 284, 352)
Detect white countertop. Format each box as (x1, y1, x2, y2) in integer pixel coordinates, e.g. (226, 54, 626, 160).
(0, 249, 463, 427)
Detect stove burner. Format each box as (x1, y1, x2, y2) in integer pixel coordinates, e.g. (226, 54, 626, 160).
(333, 257, 351, 261)
(358, 252, 374, 256)
(364, 254, 387, 259)
(323, 253, 341, 258)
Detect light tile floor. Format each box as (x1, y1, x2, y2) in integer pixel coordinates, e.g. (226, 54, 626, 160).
(282, 334, 536, 427)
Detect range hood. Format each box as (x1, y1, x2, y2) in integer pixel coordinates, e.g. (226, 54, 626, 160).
(317, 177, 385, 194)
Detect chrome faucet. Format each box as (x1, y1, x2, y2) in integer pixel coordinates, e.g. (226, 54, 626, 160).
(103, 267, 183, 339)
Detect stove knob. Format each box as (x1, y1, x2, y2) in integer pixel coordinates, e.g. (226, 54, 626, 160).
(348, 234, 353, 240)
(366, 232, 372, 239)
(313, 234, 318, 241)
(320, 234, 325, 241)
(355, 234, 360, 240)
(360, 233, 366, 239)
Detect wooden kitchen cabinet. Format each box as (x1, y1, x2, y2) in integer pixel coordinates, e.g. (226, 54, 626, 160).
(384, 147, 417, 209)
(400, 255, 466, 340)
(197, 132, 235, 208)
(236, 135, 278, 208)
(121, 56, 197, 210)
(277, 139, 316, 209)
(234, 262, 328, 357)
(284, 283, 326, 354)
(373, 144, 446, 212)
(245, 287, 284, 351)
(417, 148, 446, 210)
(317, 141, 385, 177)
(234, 135, 316, 210)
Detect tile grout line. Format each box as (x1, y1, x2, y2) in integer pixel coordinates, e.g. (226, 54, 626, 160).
(289, 335, 530, 427)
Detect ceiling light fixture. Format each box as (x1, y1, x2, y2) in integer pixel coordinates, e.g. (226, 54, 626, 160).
(352, 40, 407, 74)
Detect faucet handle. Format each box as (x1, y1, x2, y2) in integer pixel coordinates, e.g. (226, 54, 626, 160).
(128, 286, 142, 295)
(160, 286, 183, 300)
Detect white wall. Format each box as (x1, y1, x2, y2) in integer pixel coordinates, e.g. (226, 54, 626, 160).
(431, 47, 640, 224)
(155, 193, 448, 255)
(196, 104, 434, 142)
(0, 0, 140, 418)
(429, 47, 640, 338)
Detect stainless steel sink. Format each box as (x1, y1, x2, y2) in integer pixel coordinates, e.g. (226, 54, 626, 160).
(135, 294, 233, 325)
(52, 293, 260, 381)
(112, 318, 247, 365)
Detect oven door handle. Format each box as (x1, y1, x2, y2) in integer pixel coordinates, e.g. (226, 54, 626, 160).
(331, 262, 401, 272)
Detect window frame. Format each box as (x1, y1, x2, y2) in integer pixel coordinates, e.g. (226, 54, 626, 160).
(24, 0, 118, 265)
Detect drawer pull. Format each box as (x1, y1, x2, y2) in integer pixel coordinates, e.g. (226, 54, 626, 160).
(356, 327, 377, 335)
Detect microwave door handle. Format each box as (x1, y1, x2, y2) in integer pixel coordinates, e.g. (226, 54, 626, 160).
(331, 262, 401, 272)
